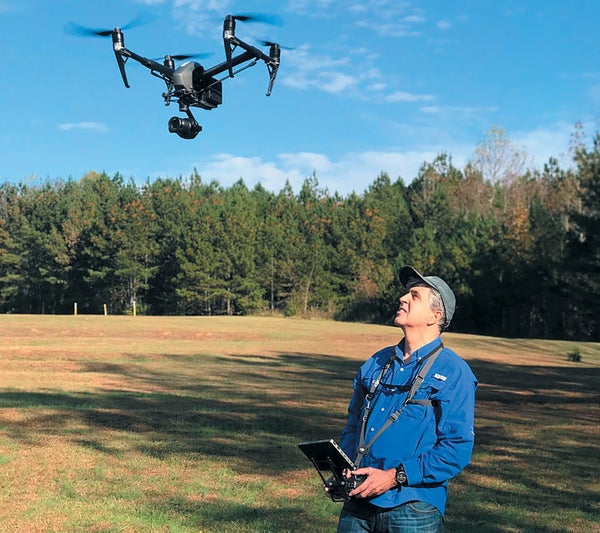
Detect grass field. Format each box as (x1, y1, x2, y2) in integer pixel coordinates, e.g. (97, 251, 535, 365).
(0, 315, 598, 532)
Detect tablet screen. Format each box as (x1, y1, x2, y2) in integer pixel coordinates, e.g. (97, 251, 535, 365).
(298, 439, 357, 474)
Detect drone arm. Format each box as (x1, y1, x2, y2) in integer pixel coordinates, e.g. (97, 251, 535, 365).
(118, 48, 175, 78)
(208, 35, 280, 95)
(229, 35, 273, 66)
(203, 49, 258, 79)
(111, 28, 174, 88)
(221, 16, 274, 75)
(228, 35, 281, 96)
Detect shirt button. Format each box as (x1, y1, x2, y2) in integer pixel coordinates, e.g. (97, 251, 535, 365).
(381, 408, 385, 412)
(400, 368, 405, 372)
(370, 427, 375, 432)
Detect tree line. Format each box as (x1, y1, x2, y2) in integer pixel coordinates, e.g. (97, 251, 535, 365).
(0, 127, 598, 341)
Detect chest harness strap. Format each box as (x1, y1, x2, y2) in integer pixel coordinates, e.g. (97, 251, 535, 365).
(354, 343, 443, 467)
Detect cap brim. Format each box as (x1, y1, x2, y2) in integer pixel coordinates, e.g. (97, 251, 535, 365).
(399, 265, 425, 287)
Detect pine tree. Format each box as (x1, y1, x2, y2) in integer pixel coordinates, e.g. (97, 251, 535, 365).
(563, 134, 600, 339)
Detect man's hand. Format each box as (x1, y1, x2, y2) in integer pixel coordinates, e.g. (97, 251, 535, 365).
(348, 467, 397, 498)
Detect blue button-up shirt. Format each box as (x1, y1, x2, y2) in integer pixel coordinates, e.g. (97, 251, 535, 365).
(340, 337, 477, 515)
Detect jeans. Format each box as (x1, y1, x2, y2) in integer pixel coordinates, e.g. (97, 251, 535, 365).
(337, 499, 443, 533)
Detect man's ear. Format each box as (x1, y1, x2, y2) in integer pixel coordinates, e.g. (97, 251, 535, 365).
(428, 309, 443, 327)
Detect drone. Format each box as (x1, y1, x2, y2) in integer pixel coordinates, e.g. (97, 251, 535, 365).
(68, 14, 282, 139)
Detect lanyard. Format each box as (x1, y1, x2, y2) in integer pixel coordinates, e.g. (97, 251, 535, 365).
(354, 342, 443, 467)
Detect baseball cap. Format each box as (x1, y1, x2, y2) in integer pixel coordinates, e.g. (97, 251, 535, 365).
(399, 265, 456, 328)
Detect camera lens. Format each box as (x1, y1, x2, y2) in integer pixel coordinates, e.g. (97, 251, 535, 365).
(168, 116, 184, 132)
(168, 116, 201, 139)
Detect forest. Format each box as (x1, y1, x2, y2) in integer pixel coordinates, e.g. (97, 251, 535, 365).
(0, 127, 598, 341)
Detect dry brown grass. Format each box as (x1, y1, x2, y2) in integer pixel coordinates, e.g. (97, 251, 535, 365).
(0, 315, 598, 532)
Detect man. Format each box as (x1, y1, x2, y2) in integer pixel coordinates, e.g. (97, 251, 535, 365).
(336, 265, 477, 532)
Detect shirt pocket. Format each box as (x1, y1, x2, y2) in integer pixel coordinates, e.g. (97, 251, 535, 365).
(413, 380, 441, 401)
(403, 376, 444, 421)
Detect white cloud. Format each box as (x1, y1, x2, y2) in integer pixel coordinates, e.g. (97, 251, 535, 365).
(285, 46, 350, 72)
(127, 123, 594, 197)
(58, 122, 108, 132)
(172, 0, 231, 11)
(287, 0, 420, 27)
(419, 105, 497, 117)
(282, 46, 429, 100)
(185, 148, 456, 195)
(464, 121, 587, 173)
(355, 20, 422, 38)
(514, 122, 577, 169)
(350, 2, 426, 37)
(281, 46, 360, 94)
(165, 0, 281, 39)
(313, 150, 437, 190)
(193, 153, 298, 191)
(287, 0, 337, 14)
(275, 152, 328, 174)
(368, 82, 388, 92)
(320, 72, 358, 93)
(386, 91, 435, 103)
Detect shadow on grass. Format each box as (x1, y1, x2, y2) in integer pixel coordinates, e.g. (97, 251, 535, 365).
(0, 351, 359, 476)
(444, 359, 600, 532)
(144, 496, 330, 533)
(1, 353, 599, 531)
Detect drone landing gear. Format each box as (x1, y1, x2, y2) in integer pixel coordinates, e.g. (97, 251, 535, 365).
(168, 106, 202, 139)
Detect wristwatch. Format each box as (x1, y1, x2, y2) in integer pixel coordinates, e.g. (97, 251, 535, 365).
(395, 464, 408, 487)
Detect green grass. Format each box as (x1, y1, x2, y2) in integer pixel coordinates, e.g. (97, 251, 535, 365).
(0, 314, 598, 532)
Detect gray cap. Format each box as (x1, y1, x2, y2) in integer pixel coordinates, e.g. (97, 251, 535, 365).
(399, 265, 456, 328)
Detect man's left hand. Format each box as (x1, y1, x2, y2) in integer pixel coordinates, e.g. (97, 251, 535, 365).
(348, 467, 397, 498)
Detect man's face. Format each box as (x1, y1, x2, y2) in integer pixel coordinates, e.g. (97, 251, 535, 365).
(394, 285, 441, 329)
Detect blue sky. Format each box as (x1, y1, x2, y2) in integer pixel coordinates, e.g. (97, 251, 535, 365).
(1, 0, 598, 195)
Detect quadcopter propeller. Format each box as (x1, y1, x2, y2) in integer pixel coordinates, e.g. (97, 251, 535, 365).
(171, 53, 211, 60)
(259, 40, 293, 50)
(65, 13, 155, 38)
(64, 22, 115, 38)
(155, 53, 213, 61)
(232, 13, 283, 26)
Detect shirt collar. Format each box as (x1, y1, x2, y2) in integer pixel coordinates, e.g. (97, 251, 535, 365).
(395, 337, 442, 364)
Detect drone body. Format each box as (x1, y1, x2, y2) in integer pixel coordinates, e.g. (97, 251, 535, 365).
(171, 63, 222, 110)
(70, 14, 281, 139)
(165, 61, 224, 138)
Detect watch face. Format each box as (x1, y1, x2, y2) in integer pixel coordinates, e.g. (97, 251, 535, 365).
(395, 469, 407, 485)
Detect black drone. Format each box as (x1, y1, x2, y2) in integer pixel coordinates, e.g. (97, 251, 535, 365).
(68, 14, 282, 139)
